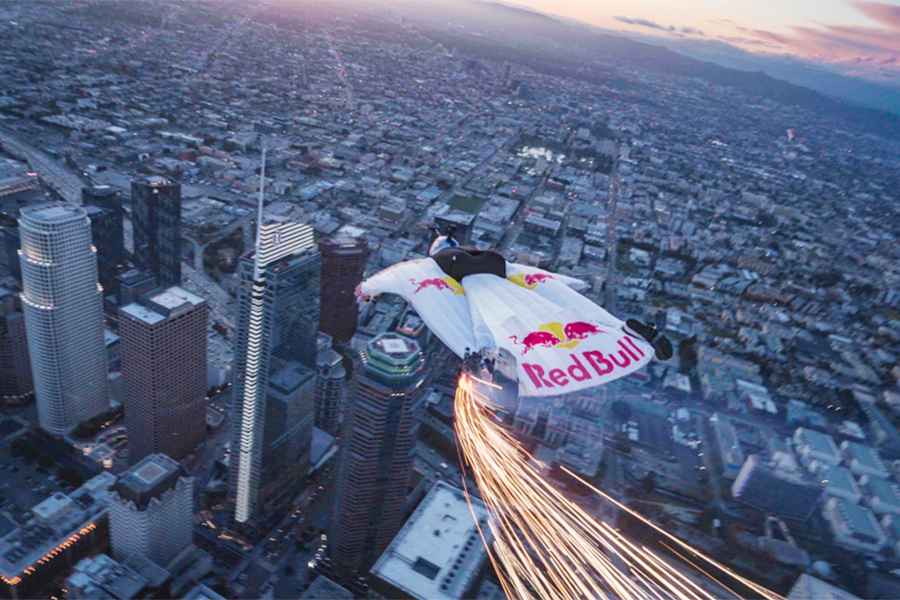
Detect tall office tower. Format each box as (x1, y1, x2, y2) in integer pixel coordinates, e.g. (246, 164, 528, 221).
(117, 268, 158, 307)
(228, 187, 320, 525)
(314, 345, 346, 436)
(329, 332, 425, 578)
(109, 453, 194, 568)
(83, 186, 124, 290)
(119, 286, 208, 464)
(318, 236, 368, 344)
(258, 362, 315, 516)
(81, 185, 125, 272)
(0, 225, 21, 280)
(131, 176, 182, 288)
(18, 204, 109, 435)
(0, 287, 33, 402)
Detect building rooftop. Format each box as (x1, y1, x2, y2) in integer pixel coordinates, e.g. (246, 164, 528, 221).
(829, 496, 884, 542)
(788, 574, 861, 600)
(113, 453, 183, 510)
(147, 286, 204, 313)
(795, 428, 840, 460)
(842, 441, 887, 474)
(0, 472, 116, 580)
(183, 583, 227, 600)
(824, 466, 860, 498)
(21, 203, 85, 224)
(362, 332, 425, 387)
(120, 286, 205, 325)
(67, 554, 148, 600)
(371, 481, 490, 600)
(300, 576, 353, 599)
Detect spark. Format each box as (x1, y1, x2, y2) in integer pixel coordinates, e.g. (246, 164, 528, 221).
(454, 373, 783, 600)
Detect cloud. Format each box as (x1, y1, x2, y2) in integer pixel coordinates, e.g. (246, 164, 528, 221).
(734, 26, 791, 46)
(720, 18, 900, 82)
(614, 16, 703, 36)
(854, 1, 900, 31)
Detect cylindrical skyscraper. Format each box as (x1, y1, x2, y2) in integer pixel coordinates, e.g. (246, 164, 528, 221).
(318, 236, 368, 344)
(329, 332, 425, 579)
(18, 204, 109, 435)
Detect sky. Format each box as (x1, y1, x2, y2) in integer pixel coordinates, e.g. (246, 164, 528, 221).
(505, 0, 900, 83)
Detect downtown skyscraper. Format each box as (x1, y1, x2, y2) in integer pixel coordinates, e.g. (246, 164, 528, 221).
(119, 286, 208, 464)
(18, 204, 108, 435)
(0, 287, 33, 403)
(109, 453, 194, 568)
(318, 235, 368, 344)
(314, 345, 347, 437)
(228, 166, 320, 525)
(82, 185, 124, 294)
(131, 176, 182, 288)
(329, 332, 425, 578)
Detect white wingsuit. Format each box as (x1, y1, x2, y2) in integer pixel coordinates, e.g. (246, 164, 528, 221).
(358, 253, 653, 398)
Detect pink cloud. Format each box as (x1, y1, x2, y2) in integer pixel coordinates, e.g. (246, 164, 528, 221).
(854, 1, 900, 31)
(717, 8, 900, 81)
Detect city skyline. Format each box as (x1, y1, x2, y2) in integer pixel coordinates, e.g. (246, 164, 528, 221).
(0, 1, 896, 598)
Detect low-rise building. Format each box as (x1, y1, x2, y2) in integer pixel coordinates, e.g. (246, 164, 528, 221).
(370, 481, 490, 600)
(860, 475, 900, 516)
(0, 473, 116, 599)
(710, 413, 744, 479)
(731, 454, 823, 522)
(793, 428, 841, 473)
(823, 466, 862, 504)
(841, 441, 889, 479)
(822, 496, 886, 554)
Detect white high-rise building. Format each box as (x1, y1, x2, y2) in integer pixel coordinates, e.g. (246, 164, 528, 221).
(18, 204, 109, 435)
(229, 151, 317, 525)
(109, 453, 194, 568)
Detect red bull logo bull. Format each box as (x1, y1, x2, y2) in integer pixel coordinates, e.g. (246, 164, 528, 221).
(409, 276, 464, 295)
(509, 321, 605, 355)
(508, 272, 555, 290)
(520, 336, 647, 390)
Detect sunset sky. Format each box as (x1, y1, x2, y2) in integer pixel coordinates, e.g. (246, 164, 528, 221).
(506, 0, 900, 82)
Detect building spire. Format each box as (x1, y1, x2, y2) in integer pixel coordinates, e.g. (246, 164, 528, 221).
(252, 145, 267, 279)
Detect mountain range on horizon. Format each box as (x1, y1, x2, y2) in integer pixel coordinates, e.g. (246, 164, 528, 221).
(470, 0, 900, 120)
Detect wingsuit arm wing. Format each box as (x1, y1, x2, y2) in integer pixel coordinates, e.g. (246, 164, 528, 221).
(357, 258, 479, 358)
(506, 262, 588, 292)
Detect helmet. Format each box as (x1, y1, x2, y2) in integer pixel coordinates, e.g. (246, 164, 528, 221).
(429, 234, 459, 256)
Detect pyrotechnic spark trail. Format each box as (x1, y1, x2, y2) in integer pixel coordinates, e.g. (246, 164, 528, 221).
(454, 373, 783, 600)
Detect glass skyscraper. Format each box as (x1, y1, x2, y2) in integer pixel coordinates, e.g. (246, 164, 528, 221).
(18, 204, 109, 435)
(228, 220, 320, 525)
(329, 332, 425, 578)
(131, 176, 182, 288)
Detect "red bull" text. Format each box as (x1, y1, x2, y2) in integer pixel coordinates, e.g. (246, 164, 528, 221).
(520, 336, 646, 390)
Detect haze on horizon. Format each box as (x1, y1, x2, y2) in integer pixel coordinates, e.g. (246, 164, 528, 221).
(502, 0, 900, 86)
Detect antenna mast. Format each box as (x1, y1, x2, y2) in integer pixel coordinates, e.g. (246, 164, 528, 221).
(252, 145, 267, 279)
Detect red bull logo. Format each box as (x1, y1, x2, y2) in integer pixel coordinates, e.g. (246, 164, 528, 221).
(508, 272, 555, 290)
(409, 276, 464, 295)
(509, 321, 605, 355)
(520, 336, 647, 390)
